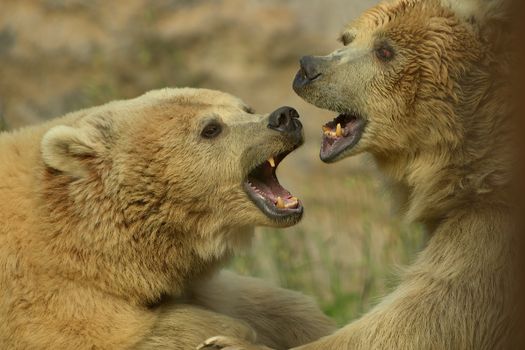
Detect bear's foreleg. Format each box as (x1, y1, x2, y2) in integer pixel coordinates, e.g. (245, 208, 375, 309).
(136, 304, 257, 350)
(189, 271, 336, 350)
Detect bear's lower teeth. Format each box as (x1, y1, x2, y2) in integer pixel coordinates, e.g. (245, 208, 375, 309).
(275, 196, 299, 209)
(245, 151, 301, 212)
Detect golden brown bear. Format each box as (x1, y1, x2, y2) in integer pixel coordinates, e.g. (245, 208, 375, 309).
(0, 88, 335, 349)
(200, 0, 514, 349)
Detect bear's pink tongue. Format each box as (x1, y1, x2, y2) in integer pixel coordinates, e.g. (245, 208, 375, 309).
(246, 156, 299, 209)
(247, 177, 298, 209)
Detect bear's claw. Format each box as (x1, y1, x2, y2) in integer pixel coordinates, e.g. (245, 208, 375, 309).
(197, 336, 271, 350)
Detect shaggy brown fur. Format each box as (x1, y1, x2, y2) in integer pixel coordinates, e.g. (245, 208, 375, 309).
(0, 88, 335, 349)
(200, 0, 514, 349)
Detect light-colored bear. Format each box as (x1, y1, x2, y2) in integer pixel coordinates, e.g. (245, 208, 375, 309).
(0, 88, 335, 349)
(201, 0, 514, 349)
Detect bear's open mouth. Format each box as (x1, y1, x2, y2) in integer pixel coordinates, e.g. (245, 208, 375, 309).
(320, 113, 366, 162)
(244, 151, 302, 221)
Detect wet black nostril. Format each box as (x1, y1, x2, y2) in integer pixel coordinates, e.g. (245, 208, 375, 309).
(277, 113, 287, 127)
(289, 108, 300, 119)
(299, 55, 322, 81)
(268, 106, 302, 133)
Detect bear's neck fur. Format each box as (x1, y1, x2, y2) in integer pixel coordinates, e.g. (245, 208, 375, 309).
(369, 42, 514, 334)
(31, 167, 236, 306)
(373, 44, 512, 235)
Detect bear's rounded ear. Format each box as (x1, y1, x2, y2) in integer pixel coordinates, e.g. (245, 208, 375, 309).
(443, 0, 510, 54)
(442, 0, 509, 28)
(41, 125, 99, 177)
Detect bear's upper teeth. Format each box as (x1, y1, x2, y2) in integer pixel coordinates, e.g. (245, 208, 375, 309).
(322, 125, 341, 138)
(268, 157, 276, 168)
(336, 123, 343, 137)
(276, 196, 285, 209)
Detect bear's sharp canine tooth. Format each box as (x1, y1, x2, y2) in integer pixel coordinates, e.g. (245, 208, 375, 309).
(336, 123, 343, 137)
(276, 196, 285, 209)
(268, 157, 276, 168)
(285, 197, 299, 208)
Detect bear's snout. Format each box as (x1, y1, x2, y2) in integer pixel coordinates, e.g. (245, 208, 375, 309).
(267, 106, 302, 136)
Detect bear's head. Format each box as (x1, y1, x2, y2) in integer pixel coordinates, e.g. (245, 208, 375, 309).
(40, 88, 304, 264)
(292, 0, 509, 164)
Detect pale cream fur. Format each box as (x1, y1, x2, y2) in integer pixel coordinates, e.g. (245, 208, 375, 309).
(200, 0, 513, 349)
(0, 88, 335, 349)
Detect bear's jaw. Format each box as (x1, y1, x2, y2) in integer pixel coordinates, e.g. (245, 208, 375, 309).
(244, 150, 303, 222)
(320, 112, 366, 163)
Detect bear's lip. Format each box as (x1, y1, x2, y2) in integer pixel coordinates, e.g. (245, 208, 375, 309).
(244, 150, 303, 221)
(320, 113, 366, 163)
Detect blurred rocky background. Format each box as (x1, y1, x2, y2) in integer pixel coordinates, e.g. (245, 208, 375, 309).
(0, 0, 423, 324)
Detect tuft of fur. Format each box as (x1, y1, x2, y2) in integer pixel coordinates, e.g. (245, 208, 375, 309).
(441, 0, 508, 23)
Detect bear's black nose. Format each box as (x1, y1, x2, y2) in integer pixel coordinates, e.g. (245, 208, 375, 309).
(268, 106, 302, 134)
(293, 56, 326, 92)
(299, 56, 323, 81)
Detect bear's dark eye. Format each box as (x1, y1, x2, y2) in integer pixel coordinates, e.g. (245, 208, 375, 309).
(375, 44, 395, 62)
(201, 122, 222, 139)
